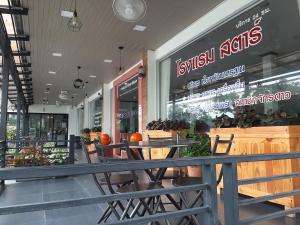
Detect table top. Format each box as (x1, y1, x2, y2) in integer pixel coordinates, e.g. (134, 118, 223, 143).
(127, 139, 200, 148)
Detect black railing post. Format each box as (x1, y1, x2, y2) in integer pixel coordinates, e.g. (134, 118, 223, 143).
(0, 140, 6, 194)
(69, 135, 75, 164)
(223, 162, 239, 225)
(202, 162, 218, 225)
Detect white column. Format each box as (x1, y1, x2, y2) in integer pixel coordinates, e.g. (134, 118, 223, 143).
(159, 58, 171, 120)
(102, 82, 113, 134)
(83, 97, 89, 129)
(147, 50, 159, 122)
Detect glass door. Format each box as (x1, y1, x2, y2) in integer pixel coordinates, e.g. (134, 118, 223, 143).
(53, 114, 68, 146)
(118, 76, 139, 141)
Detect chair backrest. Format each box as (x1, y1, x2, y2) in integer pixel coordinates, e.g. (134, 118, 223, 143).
(82, 140, 107, 195)
(147, 135, 175, 142)
(210, 134, 234, 185)
(147, 131, 180, 143)
(95, 140, 140, 192)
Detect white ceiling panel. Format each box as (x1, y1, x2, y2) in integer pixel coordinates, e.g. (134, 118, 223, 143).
(21, 0, 223, 104)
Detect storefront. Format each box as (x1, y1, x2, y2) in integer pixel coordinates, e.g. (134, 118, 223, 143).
(159, 0, 300, 130)
(7, 112, 69, 145)
(112, 62, 145, 144)
(28, 113, 68, 143)
(157, 0, 300, 208)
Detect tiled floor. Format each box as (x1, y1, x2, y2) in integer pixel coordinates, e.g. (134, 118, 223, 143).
(0, 149, 300, 225)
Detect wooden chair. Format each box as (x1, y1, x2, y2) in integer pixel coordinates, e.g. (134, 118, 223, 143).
(95, 140, 171, 225)
(171, 134, 234, 225)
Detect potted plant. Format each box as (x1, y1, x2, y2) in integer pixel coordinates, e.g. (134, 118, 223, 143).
(183, 133, 211, 177)
(81, 128, 91, 144)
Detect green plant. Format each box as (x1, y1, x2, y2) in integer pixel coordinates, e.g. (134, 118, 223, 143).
(81, 128, 91, 144)
(183, 133, 211, 157)
(6, 126, 16, 140)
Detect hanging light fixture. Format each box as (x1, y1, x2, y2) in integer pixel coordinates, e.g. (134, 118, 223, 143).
(112, 0, 147, 22)
(73, 66, 84, 89)
(84, 81, 89, 98)
(118, 46, 124, 74)
(67, 0, 83, 32)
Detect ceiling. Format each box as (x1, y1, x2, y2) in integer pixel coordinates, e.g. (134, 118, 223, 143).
(19, 0, 223, 105)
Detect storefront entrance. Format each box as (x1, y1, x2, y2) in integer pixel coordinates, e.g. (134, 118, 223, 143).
(112, 62, 143, 144)
(118, 76, 139, 140)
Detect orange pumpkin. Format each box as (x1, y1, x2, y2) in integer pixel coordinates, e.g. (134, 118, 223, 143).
(100, 133, 111, 145)
(130, 132, 143, 142)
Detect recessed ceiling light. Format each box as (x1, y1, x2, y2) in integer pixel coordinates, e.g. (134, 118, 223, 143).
(44, 91, 49, 94)
(89, 75, 97, 78)
(48, 71, 56, 74)
(46, 83, 53, 86)
(104, 59, 113, 63)
(133, 25, 147, 32)
(52, 52, 62, 57)
(61, 10, 73, 18)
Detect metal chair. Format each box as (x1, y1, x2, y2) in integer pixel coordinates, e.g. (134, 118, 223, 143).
(82, 141, 136, 224)
(94, 140, 171, 225)
(147, 134, 181, 178)
(172, 134, 234, 225)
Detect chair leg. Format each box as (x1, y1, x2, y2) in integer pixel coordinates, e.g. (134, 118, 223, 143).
(166, 194, 182, 210)
(98, 201, 120, 223)
(157, 196, 171, 225)
(140, 197, 155, 216)
(98, 204, 113, 223)
(130, 200, 143, 218)
(178, 192, 201, 225)
(120, 199, 134, 220)
(98, 199, 132, 224)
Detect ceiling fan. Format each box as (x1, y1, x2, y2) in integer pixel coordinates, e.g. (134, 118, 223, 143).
(59, 90, 71, 101)
(112, 0, 147, 22)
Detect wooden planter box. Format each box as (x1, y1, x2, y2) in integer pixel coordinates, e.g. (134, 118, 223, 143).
(210, 125, 300, 208)
(142, 130, 178, 159)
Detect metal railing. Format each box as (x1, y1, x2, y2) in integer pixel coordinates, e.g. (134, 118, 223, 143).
(0, 152, 300, 225)
(4, 135, 75, 167)
(0, 140, 5, 194)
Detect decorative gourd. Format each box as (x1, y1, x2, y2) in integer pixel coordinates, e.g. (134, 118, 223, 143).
(130, 132, 143, 142)
(100, 133, 111, 145)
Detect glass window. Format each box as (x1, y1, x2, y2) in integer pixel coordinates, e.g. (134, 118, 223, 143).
(89, 97, 103, 128)
(28, 114, 68, 144)
(159, 0, 300, 130)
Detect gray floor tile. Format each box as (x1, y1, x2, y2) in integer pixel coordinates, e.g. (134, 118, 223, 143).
(0, 211, 45, 225)
(1, 148, 300, 225)
(45, 205, 102, 225)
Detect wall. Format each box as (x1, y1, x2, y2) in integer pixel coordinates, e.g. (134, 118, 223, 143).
(28, 104, 78, 137)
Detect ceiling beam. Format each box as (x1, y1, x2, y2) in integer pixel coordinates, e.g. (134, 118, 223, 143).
(17, 71, 32, 75)
(0, 51, 30, 56)
(13, 51, 30, 56)
(0, 17, 27, 106)
(0, 6, 28, 15)
(7, 34, 29, 41)
(9, 78, 32, 82)
(0, 63, 31, 67)
(16, 63, 31, 67)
